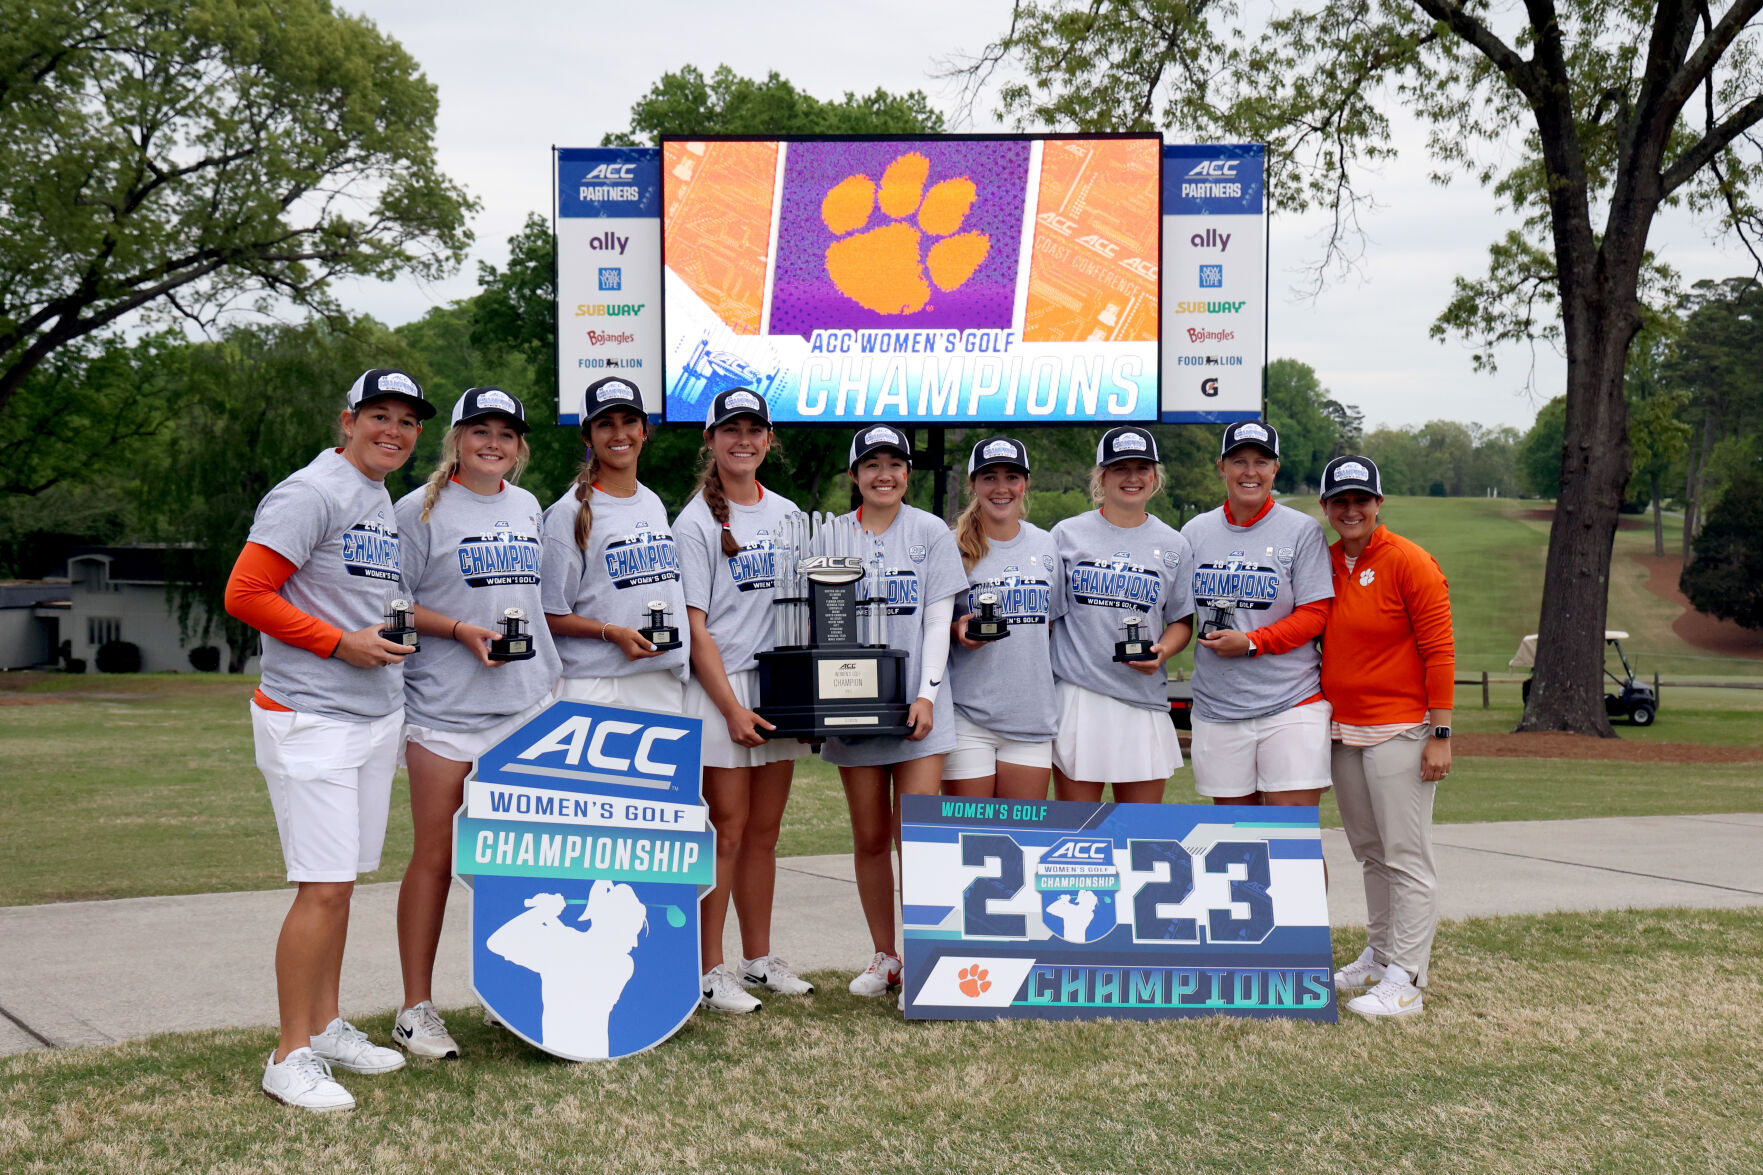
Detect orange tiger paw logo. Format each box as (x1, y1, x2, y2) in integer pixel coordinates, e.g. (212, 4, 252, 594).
(820, 152, 991, 315)
(957, 964, 991, 998)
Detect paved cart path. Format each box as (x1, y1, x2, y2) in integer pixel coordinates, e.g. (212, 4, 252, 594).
(2, 813, 1759, 1056)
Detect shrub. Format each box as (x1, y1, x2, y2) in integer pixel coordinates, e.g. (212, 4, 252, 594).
(95, 640, 142, 674)
(188, 645, 222, 672)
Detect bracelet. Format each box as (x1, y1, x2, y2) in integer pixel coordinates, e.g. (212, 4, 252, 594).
(451, 619, 461, 640)
(601, 624, 614, 642)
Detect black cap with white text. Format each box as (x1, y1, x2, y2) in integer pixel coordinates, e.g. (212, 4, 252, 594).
(346, 368, 436, 421)
(1096, 426, 1160, 466)
(705, 387, 772, 430)
(581, 376, 647, 424)
(452, 386, 530, 434)
(1320, 454, 1383, 500)
(1219, 419, 1280, 458)
(849, 424, 913, 469)
(967, 436, 1031, 476)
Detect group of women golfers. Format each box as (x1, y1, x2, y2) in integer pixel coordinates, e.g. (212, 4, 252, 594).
(228, 371, 1455, 1111)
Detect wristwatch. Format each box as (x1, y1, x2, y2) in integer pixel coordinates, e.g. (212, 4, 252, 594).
(1431, 725, 1452, 740)
(1245, 638, 1259, 658)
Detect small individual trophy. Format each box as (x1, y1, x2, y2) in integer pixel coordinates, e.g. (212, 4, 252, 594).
(1198, 600, 1238, 640)
(1113, 611, 1156, 663)
(489, 607, 535, 662)
(638, 600, 682, 651)
(381, 598, 419, 652)
(968, 591, 1010, 642)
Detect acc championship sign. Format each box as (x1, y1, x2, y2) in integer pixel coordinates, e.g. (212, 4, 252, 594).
(453, 700, 713, 1060)
(900, 797, 1335, 1022)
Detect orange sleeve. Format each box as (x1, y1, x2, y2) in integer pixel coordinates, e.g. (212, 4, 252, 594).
(1251, 598, 1332, 657)
(1403, 550, 1456, 710)
(224, 543, 343, 659)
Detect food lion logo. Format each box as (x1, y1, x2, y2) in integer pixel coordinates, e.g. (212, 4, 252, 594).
(1359, 568, 1376, 587)
(820, 152, 990, 315)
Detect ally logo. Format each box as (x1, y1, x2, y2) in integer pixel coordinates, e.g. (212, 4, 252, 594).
(453, 700, 711, 1060)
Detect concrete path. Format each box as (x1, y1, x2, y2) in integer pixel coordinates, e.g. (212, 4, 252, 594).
(2, 813, 1759, 1056)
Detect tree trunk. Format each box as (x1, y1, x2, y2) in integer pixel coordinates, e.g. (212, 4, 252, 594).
(1518, 304, 1633, 737)
(1682, 411, 1717, 561)
(1651, 471, 1664, 558)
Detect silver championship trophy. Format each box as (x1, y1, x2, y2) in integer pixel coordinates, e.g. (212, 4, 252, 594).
(381, 598, 419, 651)
(638, 599, 682, 651)
(488, 607, 535, 662)
(754, 511, 910, 740)
(967, 591, 1010, 642)
(1113, 611, 1156, 662)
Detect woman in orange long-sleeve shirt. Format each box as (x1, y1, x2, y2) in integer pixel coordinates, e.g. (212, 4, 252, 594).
(1317, 455, 1454, 1021)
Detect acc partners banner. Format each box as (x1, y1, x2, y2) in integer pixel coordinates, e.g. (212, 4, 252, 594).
(1160, 144, 1267, 423)
(900, 796, 1336, 1022)
(453, 700, 712, 1060)
(556, 148, 664, 422)
(660, 136, 1163, 425)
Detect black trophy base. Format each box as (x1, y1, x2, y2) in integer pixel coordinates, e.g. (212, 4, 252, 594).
(755, 647, 912, 740)
(1113, 639, 1156, 663)
(639, 625, 682, 652)
(488, 636, 535, 662)
(382, 626, 419, 652)
(1198, 617, 1234, 640)
(968, 619, 1010, 642)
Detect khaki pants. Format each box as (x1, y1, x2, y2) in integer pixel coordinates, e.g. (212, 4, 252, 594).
(1332, 728, 1438, 985)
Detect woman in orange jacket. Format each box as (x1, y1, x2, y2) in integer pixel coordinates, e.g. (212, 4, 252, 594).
(1317, 455, 1454, 1021)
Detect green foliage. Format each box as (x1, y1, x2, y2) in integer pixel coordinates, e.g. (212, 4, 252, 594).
(602, 65, 947, 146)
(1264, 359, 1345, 490)
(1518, 398, 1568, 499)
(0, 0, 475, 416)
(1362, 420, 1523, 497)
(1680, 467, 1763, 629)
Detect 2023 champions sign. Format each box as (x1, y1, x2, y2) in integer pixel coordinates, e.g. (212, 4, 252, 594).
(452, 700, 712, 1060)
(899, 796, 1336, 1022)
(554, 139, 1266, 426)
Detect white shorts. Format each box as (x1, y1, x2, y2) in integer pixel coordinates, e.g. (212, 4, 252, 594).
(684, 671, 810, 770)
(404, 696, 552, 767)
(251, 705, 403, 883)
(1191, 701, 1333, 797)
(943, 709, 1054, 779)
(1050, 682, 1183, 784)
(553, 670, 684, 714)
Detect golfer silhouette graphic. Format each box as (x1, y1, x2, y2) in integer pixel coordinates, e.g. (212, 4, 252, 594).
(1046, 889, 1099, 943)
(485, 881, 648, 1059)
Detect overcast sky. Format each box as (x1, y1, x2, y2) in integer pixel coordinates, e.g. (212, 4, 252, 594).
(335, 0, 1748, 434)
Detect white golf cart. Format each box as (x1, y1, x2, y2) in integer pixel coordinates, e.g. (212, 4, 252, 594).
(1510, 630, 1658, 726)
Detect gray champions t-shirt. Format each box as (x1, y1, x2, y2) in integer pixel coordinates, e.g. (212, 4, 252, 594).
(948, 522, 1061, 741)
(540, 484, 690, 681)
(394, 481, 561, 732)
(1180, 501, 1335, 722)
(674, 487, 799, 675)
(820, 504, 968, 767)
(247, 447, 404, 721)
(1049, 509, 1195, 713)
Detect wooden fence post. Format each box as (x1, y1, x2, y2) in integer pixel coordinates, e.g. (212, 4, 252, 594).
(1482, 670, 1489, 710)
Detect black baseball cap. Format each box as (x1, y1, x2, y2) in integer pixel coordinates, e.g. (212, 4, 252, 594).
(581, 376, 647, 424)
(1220, 419, 1280, 458)
(967, 436, 1030, 476)
(705, 387, 771, 430)
(849, 424, 912, 469)
(346, 368, 436, 421)
(452, 386, 530, 434)
(1320, 454, 1383, 500)
(1096, 426, 1159, 466)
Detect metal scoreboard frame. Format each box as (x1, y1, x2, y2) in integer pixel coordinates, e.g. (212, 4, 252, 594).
(553, 140, 1267, 428)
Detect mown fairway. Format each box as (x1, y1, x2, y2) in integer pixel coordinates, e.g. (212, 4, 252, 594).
(2, 907, 1759, 1174)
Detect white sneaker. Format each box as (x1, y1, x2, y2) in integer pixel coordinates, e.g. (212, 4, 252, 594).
(393, 1001, 459, 1059)
(262, 1047, 354, 1112)
(701, 964, 762, 1013)
(309, 1017, 407, 1074)
(1334, 947, 1386, 991)
(848, 951, 902, 997)
(741, 954, 815, 995)
(1347, 965, 1424, 1020)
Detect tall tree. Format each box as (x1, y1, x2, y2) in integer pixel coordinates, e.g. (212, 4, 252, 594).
(1265, 358, 1346, 491)
(0, 0, 475, 436)
(960, 0, 1763, 735)
(477, 66, 947, 513)
(1665, 278, 1763, 556)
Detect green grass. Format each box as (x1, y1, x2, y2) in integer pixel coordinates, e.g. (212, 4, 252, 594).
(2, 675, 1758, 906)
(3, 907, 1760, 1174)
